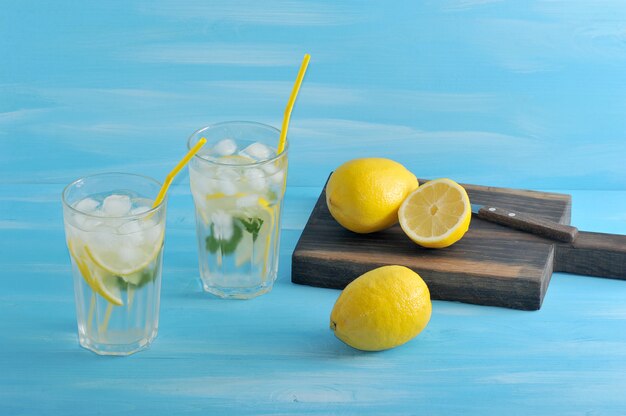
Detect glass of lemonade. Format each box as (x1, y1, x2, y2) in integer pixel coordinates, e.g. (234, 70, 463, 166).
(187, 121, 288, 299)
(62, 173, 167, 355)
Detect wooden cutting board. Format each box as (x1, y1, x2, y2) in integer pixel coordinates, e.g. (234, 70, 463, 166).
(291, 179, 626, 310)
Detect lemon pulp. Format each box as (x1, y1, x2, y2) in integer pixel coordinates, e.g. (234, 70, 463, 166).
(398, 178, 471, 248)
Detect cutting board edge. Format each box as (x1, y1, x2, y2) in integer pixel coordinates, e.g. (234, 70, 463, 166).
(292, 246, 552, 311)
(554, 231, 626, 279)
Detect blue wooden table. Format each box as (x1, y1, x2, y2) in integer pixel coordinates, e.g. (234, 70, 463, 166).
(3, 1, 626, 414)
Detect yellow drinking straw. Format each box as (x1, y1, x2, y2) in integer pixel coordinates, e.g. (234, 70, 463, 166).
(277, 53, 310, 155)
(97, 137, 207, 334)
(152, 137, 207, 208)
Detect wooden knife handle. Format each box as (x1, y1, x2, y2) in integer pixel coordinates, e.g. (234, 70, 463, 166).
(477, 206, 579, 243)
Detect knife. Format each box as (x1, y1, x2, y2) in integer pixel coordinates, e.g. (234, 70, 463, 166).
(471, 203, 579, 243)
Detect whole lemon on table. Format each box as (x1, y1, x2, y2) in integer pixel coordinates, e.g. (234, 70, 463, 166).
(326, 158, 419, 233)
(330, 265, 432, 351)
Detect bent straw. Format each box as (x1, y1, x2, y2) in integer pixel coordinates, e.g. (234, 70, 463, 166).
(152, 137, 207, 208)
(98, 138, 207, 333)
(277, 53, 310, 154)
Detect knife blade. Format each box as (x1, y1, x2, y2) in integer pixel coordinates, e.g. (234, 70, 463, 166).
(471, 203, 579, 243)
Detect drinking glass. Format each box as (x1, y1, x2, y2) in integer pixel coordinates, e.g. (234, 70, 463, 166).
(62, 173, 167, 355)
(187, 121, 288, 299)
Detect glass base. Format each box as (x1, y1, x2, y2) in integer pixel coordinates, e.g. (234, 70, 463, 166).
(201, 281, 274, 299)
(200, 270, 277, 299)
(78, 329, 158, 356)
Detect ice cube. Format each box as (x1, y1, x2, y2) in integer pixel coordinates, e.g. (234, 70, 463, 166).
(244, 168, 267, 192)
(73, 213, 103, 231)
(143, 224, 163, 244)
(240, 142, 273, 161)
(216, 167, 240, 181)
(216, 167, 241, 195)
(261, 163, 278, 175)
(118, 245, 143, 266)
(118, 220, 142, 235)
(200, 179, 218, 196)
(211, 211, 233, 240)
(192, 159, 218, 177)
(270, 170, 285, 185)
(190, 167, 217, 196)
(82, 218, 105, 231)
(261, 163, 285, 185)
(86, 231, 118, 252)
(117, 220, 146, 245)
(218, 180, 238, 196)
(236, 194, 260, 208)
(213, 138, 237, 156)
(102, 195, 132, 217)
(74, 197, 100, 213)
(130, 206, 151, 216)
(190, 185, 210, 206)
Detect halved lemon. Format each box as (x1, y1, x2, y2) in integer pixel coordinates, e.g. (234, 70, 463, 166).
(398, 178, 471, 248)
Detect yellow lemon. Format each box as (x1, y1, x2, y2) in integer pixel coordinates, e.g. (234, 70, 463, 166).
(330, 265, 431, 351)
(326, 158, 418, 233)
(84, 234, 163, 277)
(398, 178, 471, 248)
(67, 241, 124, 306)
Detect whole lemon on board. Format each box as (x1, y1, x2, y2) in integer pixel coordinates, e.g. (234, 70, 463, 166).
(330, 265, 432, 351)
(326, 158, 419, 233)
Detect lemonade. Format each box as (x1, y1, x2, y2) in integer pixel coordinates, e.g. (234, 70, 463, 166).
(188, 122, 287, 298)
(62, 173, 167, 355)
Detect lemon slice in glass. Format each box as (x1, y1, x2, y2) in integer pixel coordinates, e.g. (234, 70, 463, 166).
(398, 178, 471, 248)
(234, 197, 275, 268)
(69, 241, 123, 305)
(84, 234, 163, 277)
(89, 266, 124, 306)
(235, 233, 253, 267)
(254, 197, 275, 272)
(67, 239, 93, 287)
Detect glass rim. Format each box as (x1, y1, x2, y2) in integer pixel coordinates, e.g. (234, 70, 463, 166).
(62, 172, 166, 220)
(186, 121, 289, 168)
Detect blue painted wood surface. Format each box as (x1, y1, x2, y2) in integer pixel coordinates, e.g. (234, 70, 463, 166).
(2, 1, 626, 414)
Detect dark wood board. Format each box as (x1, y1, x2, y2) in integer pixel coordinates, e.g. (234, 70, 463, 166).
(292, 178, 626, 310)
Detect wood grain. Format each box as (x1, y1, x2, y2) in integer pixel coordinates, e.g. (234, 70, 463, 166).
(292, 180, 572, 310)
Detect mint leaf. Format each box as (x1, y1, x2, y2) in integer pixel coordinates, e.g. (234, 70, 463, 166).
(219, 223, 243, 254)
(237, 217, 264, 242)
(120, 267, 157, 289)
(206, 222, 243, 255)
(206, 225, 221, 253)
